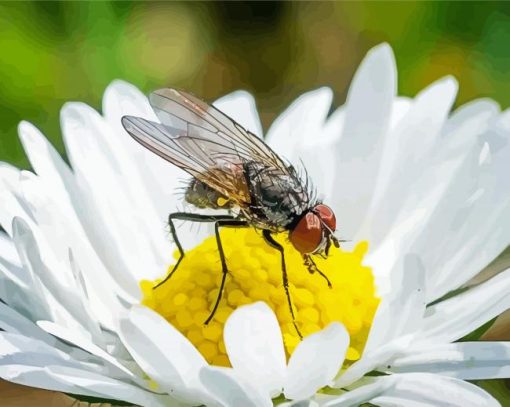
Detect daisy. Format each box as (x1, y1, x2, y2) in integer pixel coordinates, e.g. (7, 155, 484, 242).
(0, 42, 509, 407)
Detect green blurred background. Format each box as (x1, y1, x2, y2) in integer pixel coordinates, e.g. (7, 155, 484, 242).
(1, 1, 510, 404)
(1, 1, 510, 169)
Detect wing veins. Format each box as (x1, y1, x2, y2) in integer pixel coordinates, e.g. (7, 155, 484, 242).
(155, 92, 276, 164)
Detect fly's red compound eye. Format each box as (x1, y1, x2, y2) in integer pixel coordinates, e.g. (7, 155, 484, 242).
(289, 212, 322, 254)
(314, 204, 336, 231)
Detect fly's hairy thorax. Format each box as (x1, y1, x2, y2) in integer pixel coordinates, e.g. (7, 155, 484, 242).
(243, 161, 311, 231)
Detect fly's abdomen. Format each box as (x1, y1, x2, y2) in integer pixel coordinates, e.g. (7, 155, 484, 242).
(185, 179, 233, 209)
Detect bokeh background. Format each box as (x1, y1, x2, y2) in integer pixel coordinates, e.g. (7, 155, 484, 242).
(2, 1, 510, 168)
(1, 1, 510, 405)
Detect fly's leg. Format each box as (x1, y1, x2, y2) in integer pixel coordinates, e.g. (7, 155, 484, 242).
(154, 212, 235, 289)
(154, 213, 184, 289)
(205, 219, 249, 325)
(303, 254, 332, 288)
(262, 230, 303, 339)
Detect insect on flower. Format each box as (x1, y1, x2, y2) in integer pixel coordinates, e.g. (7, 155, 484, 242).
(122, 89, 341, 337)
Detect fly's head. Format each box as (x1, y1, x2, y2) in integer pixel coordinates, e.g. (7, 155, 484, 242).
(289, 204, 340, 257)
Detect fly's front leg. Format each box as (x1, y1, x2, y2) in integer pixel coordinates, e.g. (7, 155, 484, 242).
(154, 212, 234, 289)
(262, 230, 303, 339)
(205, 219, 249, 325)
(303, 254, 332, 288)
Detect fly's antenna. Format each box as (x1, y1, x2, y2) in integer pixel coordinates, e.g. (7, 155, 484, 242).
(332, 232, 350, 248)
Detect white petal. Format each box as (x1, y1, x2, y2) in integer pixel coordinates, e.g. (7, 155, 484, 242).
(397, 100, 508, 300)
(370, 374, 499, 407)
(0, 331, 75, 365)
(199, 366, 272, 407)
(367, 76, 458, 246)
(268, 87, 335, 200)
(279, 400, 319, 407)
(18, 121, 137, 314)
(418, 268, 510, 345)
(284, 323, 349, 400)
(266, 87, 333, 162)
(389, 97, 412, 130)
(501, 108, 510, 127)
(342, 43, 396, 138)
(0, 306, 109, 376)
(427, 134, 510, 300)
(306, 106, 345, 198)
(45, 365, 168, 407)
(334, 255, 425, 388)
(442, 98, 499, 139)
(12, 217, 101, 338)
(103, 80, 210, 251)
(322, 105, 345, 142)
(333, 334, 413, 389)
(224, 302, 286, 397)
(78, 99, 169, 263)
(118, 305, 213, 405)
(1, 331, 160, 406)
(103, 79, 158, 136)
(0, 331, 119, 382)
(1, 365, 160, 406)
(298, 141, 337, 200)
(0, 231, 36, 315)
(364, 254, 426, 353)
(0, 333, 167, 407)
(18, 171, 79, 285)
(325, 376, 397, 406)
(0, 231, 20, 266)
(388, 342, 510, 380)
(37, 320, 137, 382)
(102, 80, 188, 228)
(18, 121, 75, 207)
(18, 170, 132, 327)
(330, 43, 397, 239)
(0, 265, 32, 319)
(214, 90, 263, 138)
(0, 302, 56, 344)
(326, 374, 499, 407)
(61, 102, 166, 282)
(10, 217, 56, 323)
(0, 163, 32, 236)
(374, 99, 498, 287)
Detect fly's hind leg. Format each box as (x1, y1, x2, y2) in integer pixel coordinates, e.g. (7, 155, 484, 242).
(262, 230, 303, 339)
(303, 254, 332, 288)
(154, 213, 185, 289)
(205, 219, 249, 325)
(154, 212, 235, 289)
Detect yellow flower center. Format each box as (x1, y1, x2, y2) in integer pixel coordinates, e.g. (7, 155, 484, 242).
(141, 229, 379, 367)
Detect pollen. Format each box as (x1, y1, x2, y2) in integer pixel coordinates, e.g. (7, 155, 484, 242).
(141, 229, 379, 367)
(217, 197, 229, 207)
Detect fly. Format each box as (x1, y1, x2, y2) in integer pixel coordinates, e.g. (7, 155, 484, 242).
(121, 88, 341, 338)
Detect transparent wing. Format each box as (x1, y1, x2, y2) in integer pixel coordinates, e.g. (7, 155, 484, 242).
(149, 88, 289, 172)
(121, 88, 292, 204)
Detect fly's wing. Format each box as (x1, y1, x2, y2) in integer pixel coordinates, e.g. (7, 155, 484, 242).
(121, 88, 292, 205)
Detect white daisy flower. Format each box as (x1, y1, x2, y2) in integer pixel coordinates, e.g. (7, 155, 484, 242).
(1, 42, 510, 407)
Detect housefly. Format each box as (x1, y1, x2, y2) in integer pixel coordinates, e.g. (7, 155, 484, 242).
(122, 88, 340, 338)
